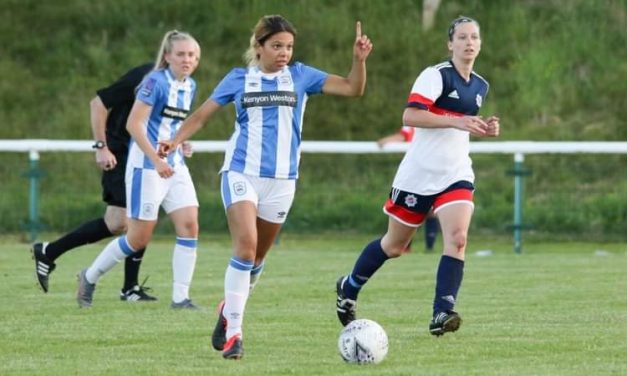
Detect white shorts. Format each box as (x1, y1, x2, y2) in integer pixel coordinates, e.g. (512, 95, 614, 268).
(126, 165, 198, 221)
(221, 171, 295, 224)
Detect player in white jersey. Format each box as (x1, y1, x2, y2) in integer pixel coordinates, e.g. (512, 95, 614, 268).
(160, 15, 373, 359)
(337, 16, 500, 337)
(76, 30, 202, 310)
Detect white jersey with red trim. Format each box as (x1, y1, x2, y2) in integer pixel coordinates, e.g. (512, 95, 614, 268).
(392, 61, 489, 195)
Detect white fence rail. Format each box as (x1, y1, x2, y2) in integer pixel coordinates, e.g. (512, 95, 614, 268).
(3, 140, 627, 252)
(2, 139, 627, 154)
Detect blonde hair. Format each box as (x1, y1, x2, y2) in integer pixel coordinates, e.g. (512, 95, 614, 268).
(154, 30, 200, 70)
(243, 15, 296, 67)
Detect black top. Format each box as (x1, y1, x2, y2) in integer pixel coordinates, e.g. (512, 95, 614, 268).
(96, 63, 153, 154)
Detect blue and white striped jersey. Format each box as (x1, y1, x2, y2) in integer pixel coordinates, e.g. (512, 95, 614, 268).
(128, 68, 196, 170)
(210, 62, 328, 179)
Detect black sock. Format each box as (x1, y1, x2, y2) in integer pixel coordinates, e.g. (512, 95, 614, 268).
(123, 248, 146, 291)
(425, 217, 438, 250)
(45, 218, 113, 262)
(433, 255, 464, 315)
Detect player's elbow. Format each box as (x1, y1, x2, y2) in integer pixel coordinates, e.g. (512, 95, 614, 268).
(402, 108, 427, 127)
(349, 80, 366, 97)
(125, 121, 139, 137)
(401, 109, 413, 126)
(90, 96, 105, 113)
(125, 115, 139, 133)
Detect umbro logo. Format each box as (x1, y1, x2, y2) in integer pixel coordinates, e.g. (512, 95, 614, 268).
(448, 90, 459, 99)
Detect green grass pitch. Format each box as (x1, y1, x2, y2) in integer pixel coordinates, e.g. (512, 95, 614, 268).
(1, 234, 625, 375)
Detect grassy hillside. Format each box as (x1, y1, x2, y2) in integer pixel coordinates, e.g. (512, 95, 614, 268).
(1, 0, 625, 239)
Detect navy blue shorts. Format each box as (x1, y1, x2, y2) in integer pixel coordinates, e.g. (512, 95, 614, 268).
(383, 181, 474, 227)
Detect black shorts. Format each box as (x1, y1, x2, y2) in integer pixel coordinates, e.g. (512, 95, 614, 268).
(101, 155, 127, 207)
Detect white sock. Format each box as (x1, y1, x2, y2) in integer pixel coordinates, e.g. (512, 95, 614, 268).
(86, 236, 134, 284)
(224, 257, 253, 339)
(172, 237, 197, 303)
(249, 262, 265, 292)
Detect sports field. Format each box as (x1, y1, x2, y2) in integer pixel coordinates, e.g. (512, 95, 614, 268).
(1, 234, 625, 375)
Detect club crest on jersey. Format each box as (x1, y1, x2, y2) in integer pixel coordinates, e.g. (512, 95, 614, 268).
(279, 76, 292, 85)
(233, 181, 247, 196)
(476, 94, 483, 107)
(142, 203, 155, 217)
(140, 78, 156, 97)
(404, 194, 417, 208)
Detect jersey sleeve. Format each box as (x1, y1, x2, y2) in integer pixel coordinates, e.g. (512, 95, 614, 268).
(96, 64, 152, 109)
(135, 73, 163, 107)
(210, 69, 241, 106)
(296, 62, 328, 95)
(406, 66, 443, 110)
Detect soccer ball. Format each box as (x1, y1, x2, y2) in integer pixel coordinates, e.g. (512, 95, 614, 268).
(338, 319, 389, 364)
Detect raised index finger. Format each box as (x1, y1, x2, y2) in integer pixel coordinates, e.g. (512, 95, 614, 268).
(355, 21, 362, 39)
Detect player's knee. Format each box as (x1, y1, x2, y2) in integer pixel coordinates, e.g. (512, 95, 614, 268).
(234, 236, 257, 257)
(381, 240, 408, 258)
(381, 234, 410, 257)
(451, 230, 468, 251)
(126, 235, 150, 251)
(106, 218, 127, 235)
(179, 220, 198, 237)
(385, 246, 405, 258)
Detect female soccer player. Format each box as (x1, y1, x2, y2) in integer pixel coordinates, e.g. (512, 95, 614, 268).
(31, 63, 157, 300)
(336, 16, 500, 337)
(76, 30, 202, 310)
(160, 15, 372, 359)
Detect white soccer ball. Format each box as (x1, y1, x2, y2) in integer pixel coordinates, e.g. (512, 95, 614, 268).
(338, 319, 389, 364)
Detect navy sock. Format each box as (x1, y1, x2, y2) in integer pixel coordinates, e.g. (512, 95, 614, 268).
(45, 218, 113, 262)
(344, 239, 389, 300)
(433, 255, 464, 315)
(424, 217, 438, 250)
(123, 248, 146, 291)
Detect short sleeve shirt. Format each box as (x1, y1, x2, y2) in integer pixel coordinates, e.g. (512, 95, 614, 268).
(96, 63, 153, 154)
(210, 62, 328, 179)
(392, 61, 489, 194)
